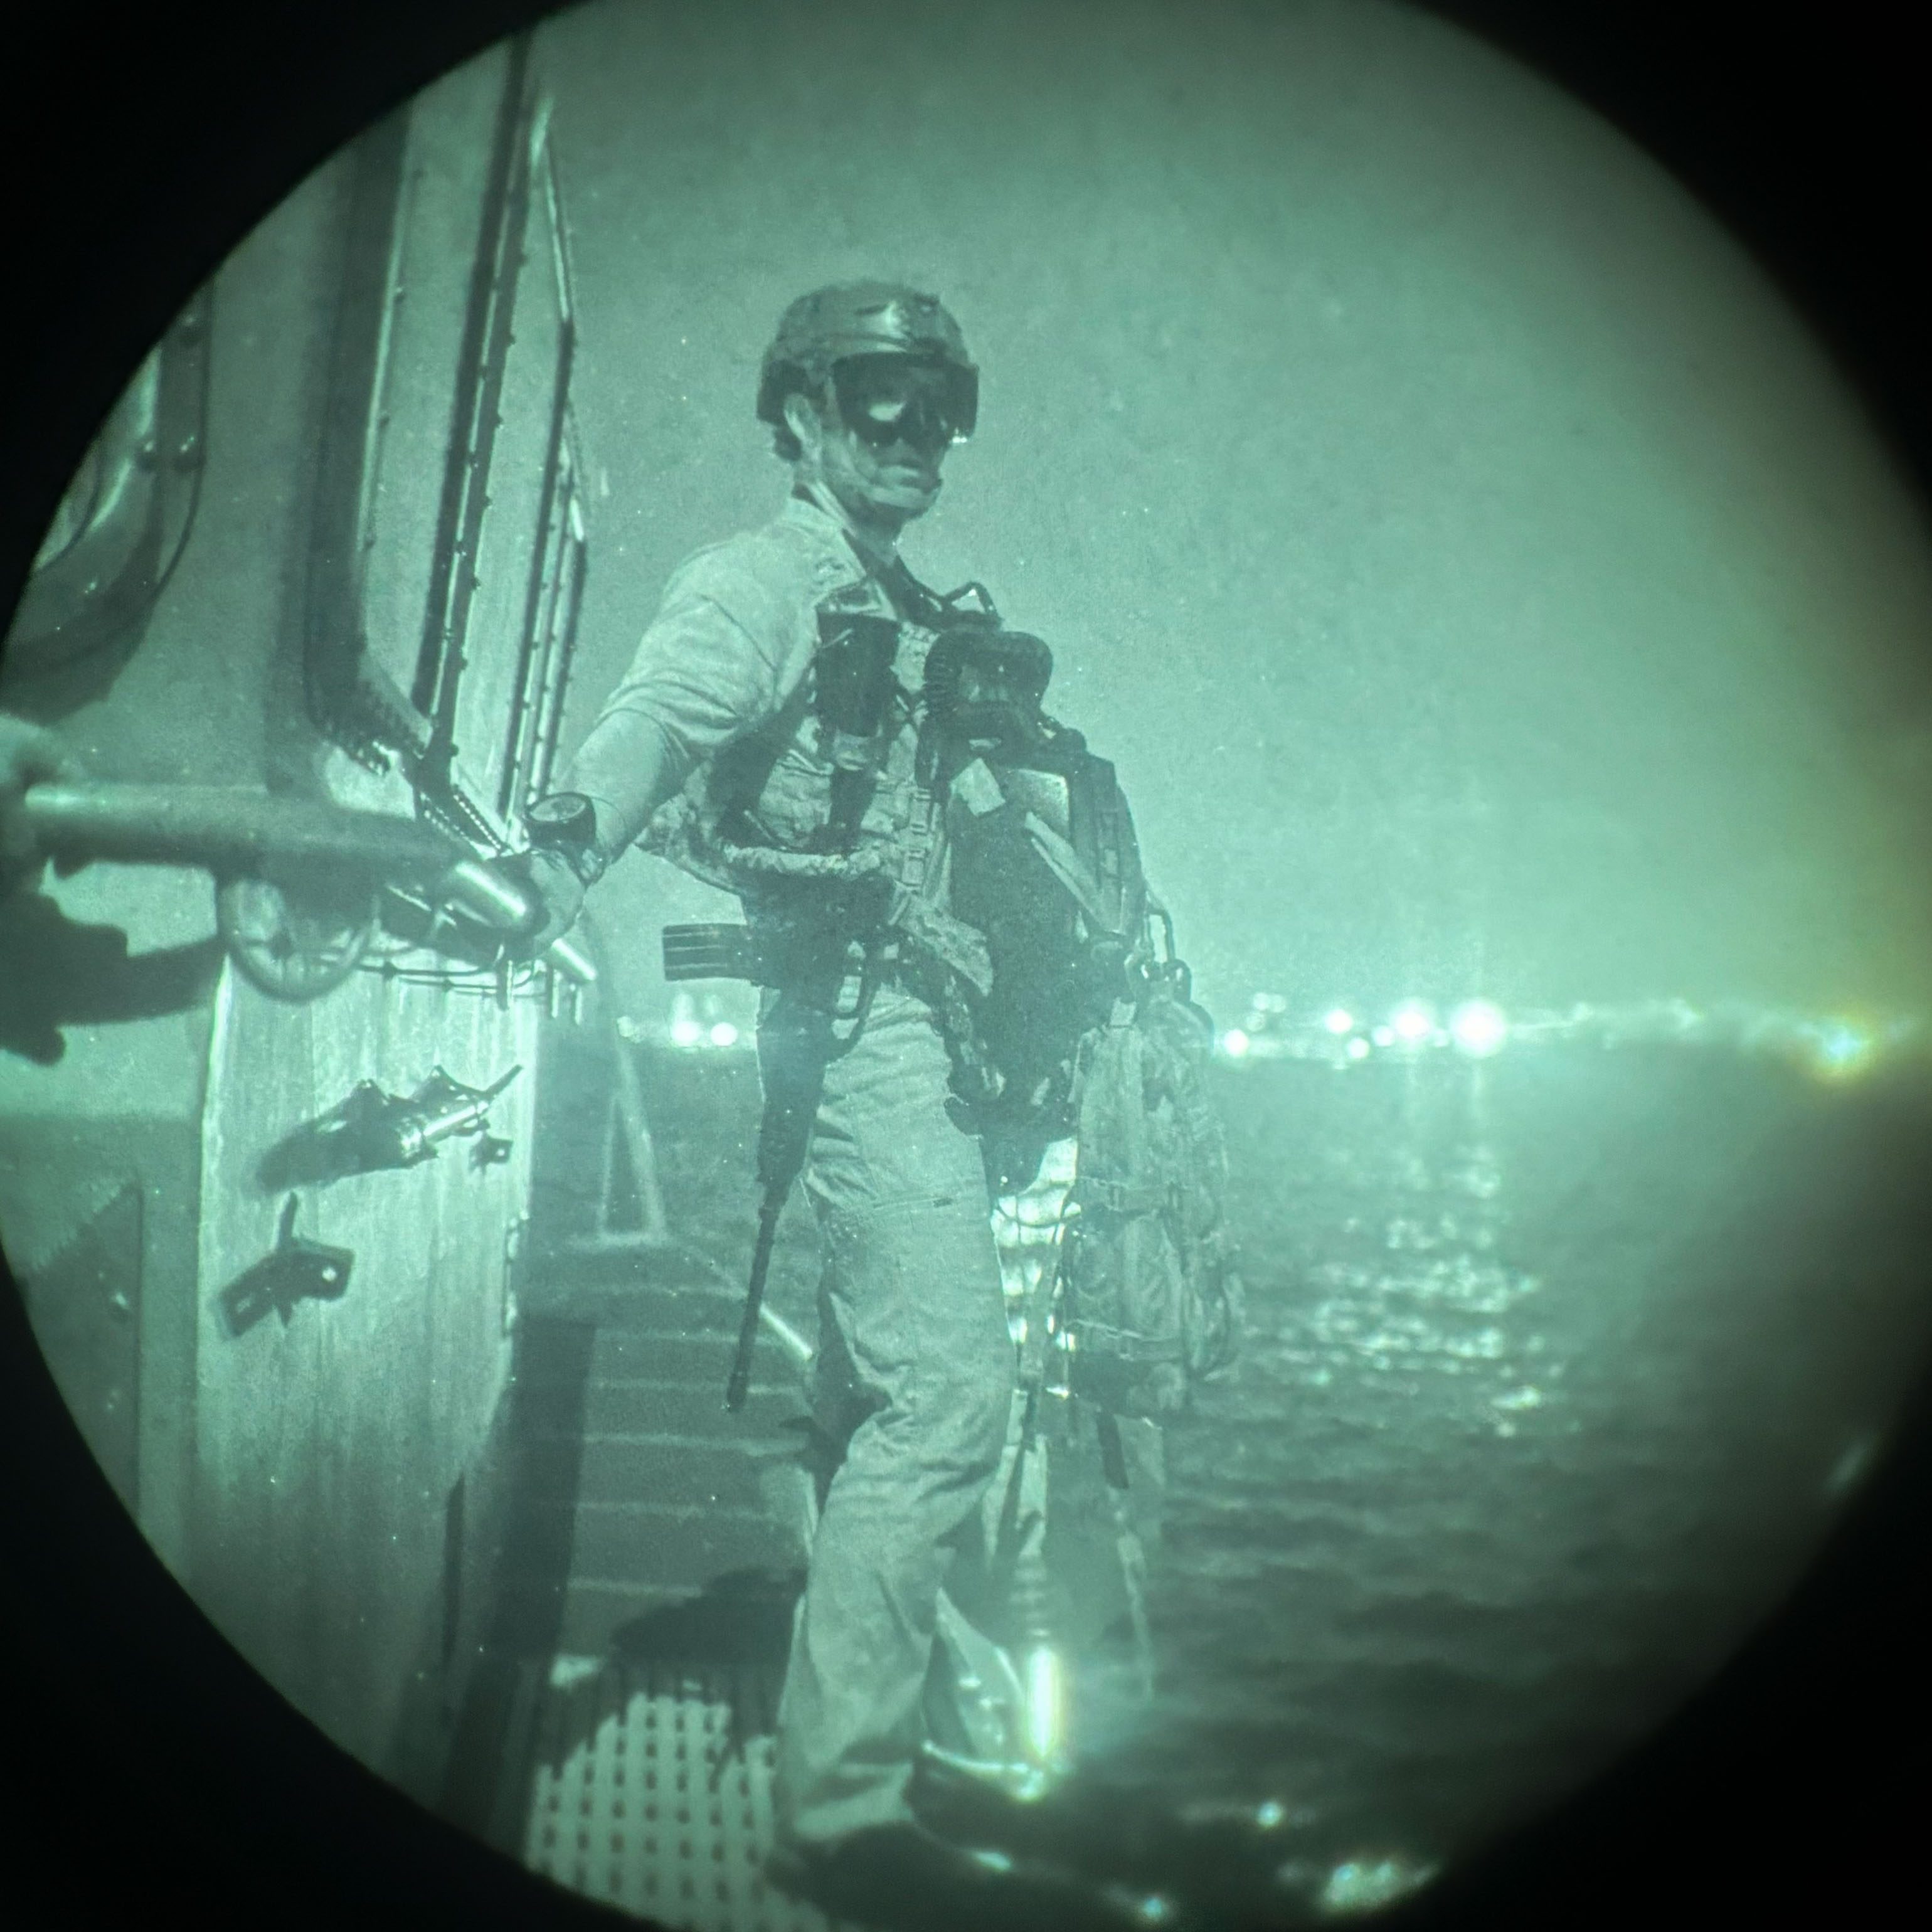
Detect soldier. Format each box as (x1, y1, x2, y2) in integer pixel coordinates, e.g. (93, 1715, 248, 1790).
(520, 285, 1149, 1929)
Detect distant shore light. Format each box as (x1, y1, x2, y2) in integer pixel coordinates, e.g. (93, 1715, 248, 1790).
(1449, 999, 1509, 1057)
(1221, 1028, 1252, 1058)
(1389, 999, 1436, 1046)
(1810, 1018, 1875, 1080)
(1322, 1006, 1356, 1036)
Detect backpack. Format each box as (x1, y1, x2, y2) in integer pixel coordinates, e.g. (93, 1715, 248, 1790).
(1058, 940, 1245, 1418)
(856, 592, 1245, 1416)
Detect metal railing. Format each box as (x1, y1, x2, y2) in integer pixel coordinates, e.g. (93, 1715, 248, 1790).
(18, 780, 596, 993)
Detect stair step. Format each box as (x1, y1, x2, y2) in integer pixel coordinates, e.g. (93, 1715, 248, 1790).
(501, 1581, 699, 1659)
(521, 1266, 751, 1319)
(524, 1433, 798, 1508)
(531, 1497, 803, 1591)
(588, 1329, 740, 1384)
(580, 1378, 804, 1437)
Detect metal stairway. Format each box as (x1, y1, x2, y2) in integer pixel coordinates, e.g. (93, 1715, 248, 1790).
(509, 1270, 814, 1657)
(461, 1237, 843, 1930)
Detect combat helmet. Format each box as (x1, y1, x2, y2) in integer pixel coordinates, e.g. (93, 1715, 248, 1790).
(756, 282, 979, 442)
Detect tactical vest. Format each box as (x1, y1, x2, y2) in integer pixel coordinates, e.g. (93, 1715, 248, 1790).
(645, 563, 1001, 1005)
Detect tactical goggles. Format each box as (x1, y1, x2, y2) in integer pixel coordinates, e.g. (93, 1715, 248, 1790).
(829, 354, 977, 452)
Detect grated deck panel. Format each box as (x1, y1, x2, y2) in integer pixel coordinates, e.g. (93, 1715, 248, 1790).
(521, 1656, 862, 1932)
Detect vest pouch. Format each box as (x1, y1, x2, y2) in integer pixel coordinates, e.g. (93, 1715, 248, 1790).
(815, 609, 901, 849)
(815, 610, 901, 741)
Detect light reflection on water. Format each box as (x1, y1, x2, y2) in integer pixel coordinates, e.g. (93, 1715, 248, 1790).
(1061, 1043, 1932, 1909)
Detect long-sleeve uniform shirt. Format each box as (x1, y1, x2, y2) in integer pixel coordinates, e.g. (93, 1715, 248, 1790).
(561, 480, 1020, 1850)
(565, 485, 945, 895)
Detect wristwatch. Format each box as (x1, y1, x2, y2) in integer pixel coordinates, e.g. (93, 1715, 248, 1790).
(523, 792, 607, 887)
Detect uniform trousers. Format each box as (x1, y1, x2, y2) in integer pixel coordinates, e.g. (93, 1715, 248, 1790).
(767, 981, 1016, 1847)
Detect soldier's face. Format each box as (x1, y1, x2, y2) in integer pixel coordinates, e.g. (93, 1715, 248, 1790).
(788, 366, 957, 528)
(824, 408, 948, 523)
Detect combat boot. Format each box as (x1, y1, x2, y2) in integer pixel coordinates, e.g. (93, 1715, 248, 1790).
(765, 1817, 1182, 1932)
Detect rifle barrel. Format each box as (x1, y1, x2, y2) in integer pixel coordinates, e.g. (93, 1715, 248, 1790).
(725, 1189, 788, 1411)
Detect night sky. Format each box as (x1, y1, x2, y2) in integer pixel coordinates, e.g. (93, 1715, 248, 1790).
(519, 0, 1932, 1027)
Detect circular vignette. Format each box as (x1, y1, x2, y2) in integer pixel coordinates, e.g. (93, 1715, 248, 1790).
(3, 4, 1931, 1930)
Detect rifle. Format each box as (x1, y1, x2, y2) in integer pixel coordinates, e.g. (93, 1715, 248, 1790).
(724, 1006, 833, 1412)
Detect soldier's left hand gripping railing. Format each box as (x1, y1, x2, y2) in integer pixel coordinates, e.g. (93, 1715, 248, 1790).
(15, 780, 597, 1003)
